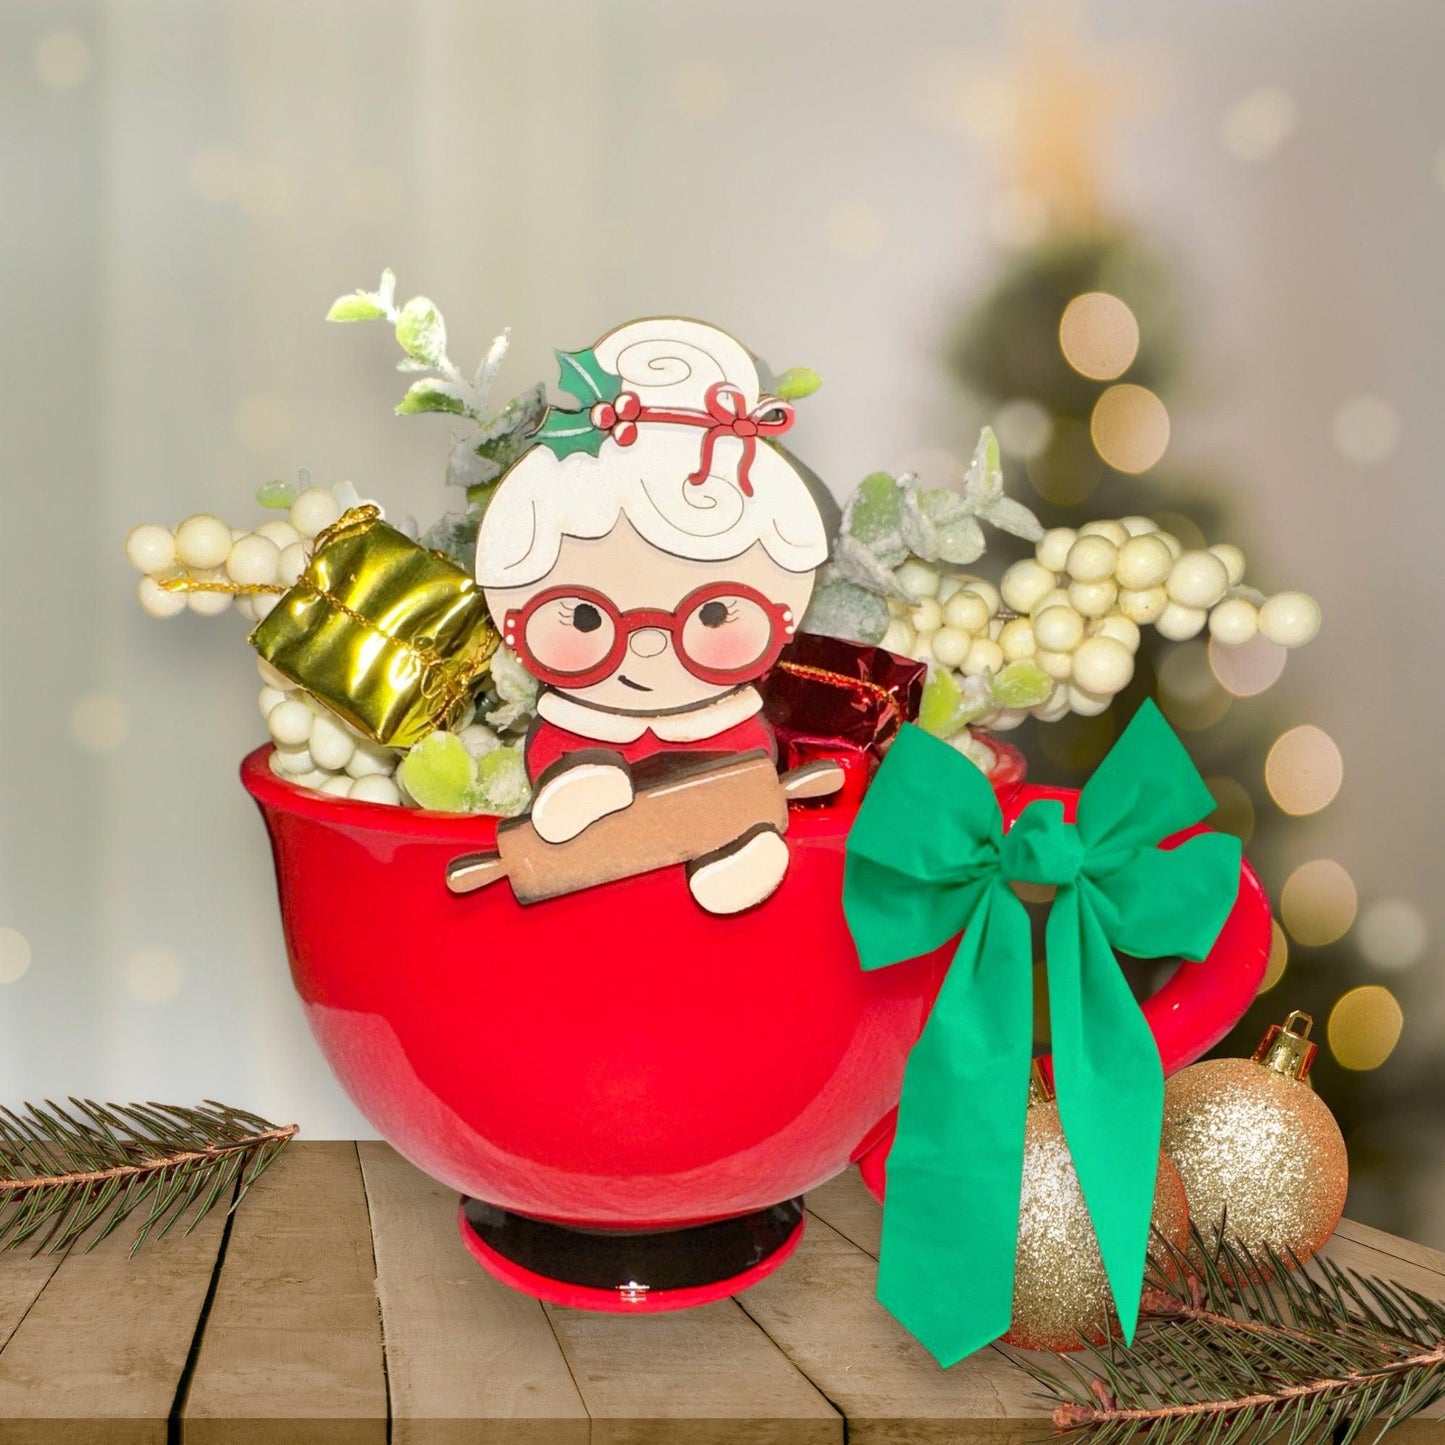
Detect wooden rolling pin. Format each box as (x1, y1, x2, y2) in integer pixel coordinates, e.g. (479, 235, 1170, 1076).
(446, 752, 843, 904)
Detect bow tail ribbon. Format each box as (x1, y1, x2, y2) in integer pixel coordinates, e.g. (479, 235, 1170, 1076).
(875, 880, 1034, 1360)
(843, 701, 1242, 1367)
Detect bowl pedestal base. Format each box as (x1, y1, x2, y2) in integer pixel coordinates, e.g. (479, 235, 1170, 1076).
(457, 1196, 806, 1312)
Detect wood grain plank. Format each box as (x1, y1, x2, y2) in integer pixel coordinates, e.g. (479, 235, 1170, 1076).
(739, 1208, 1044, 1445)
(357, 1142, 589, 1445)
(0, 1202, 227, 1445)
(180, 1140, 386, 1445)
(1336, 1216, 1445, 1278)
(805, 1167, 881, 1257)
(0, 1249, 68, 1352)
(544, 1290, 840, 1445)
(802, 1176, 1445, 1441)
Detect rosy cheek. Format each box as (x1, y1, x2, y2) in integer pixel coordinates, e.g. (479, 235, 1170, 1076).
(705, 632, 768, 672)
(548, 635, 614, 673)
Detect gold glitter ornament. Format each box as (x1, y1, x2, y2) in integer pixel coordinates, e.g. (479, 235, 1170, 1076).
(1002, 1066, 1191, 1352)
(1161, 1010, 1347, 1272)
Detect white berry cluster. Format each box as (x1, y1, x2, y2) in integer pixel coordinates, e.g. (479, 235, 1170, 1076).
(124, 488, 348, 623)
(258, 659, 404, 802)
(885, 516, 1321, 730)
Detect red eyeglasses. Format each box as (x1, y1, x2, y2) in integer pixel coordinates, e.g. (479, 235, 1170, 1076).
(503, 582, 797, 690)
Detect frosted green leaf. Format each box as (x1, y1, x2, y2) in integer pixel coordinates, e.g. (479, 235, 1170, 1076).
(990, 660, 1053, 709)
(489, 646, 538, 708)
(960, 425, 1042, 542)
(917, 667, 992, 739)
(326, 292, 389, 322)
(396, 379, 467, 416)
(395, 297, 447, 367)
(255, 479, 296, 509)
(935, 515, 987, 564)
(398, 731, 475, 813)
(831, 533, 911, 599)
(472, 745, 532, 818)
(419, 509, 481, 572)
(774, 367, 821, 400)
(470, 383, 546, 478)
(800, 576, 889, 645)
(844, 472, 905, 556)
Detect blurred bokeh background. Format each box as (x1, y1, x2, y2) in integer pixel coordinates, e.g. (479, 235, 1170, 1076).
(2, 0, 1442, 1243)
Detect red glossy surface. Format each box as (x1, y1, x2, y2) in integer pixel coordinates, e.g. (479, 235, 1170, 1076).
(242, 742, 1266, 1232)
(242, 736, 1023, 1228)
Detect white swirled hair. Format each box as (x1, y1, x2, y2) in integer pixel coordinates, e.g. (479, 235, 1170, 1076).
(474, 318, 829, 588)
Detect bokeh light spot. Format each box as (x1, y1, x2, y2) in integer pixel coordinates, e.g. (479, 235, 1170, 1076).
(1209, 632, 1287, 697)
(1357, 900, 1429, 971)
(1026, 417, 1102, 505)
(670, 62, 731, 119)
(33, 30, 92, 90)
(993, 398, 1053, 460)
(1281, 859, 1357, 947)
(0, 928, 32, 985)
(1328, 985, 1403, 1071)
(1157, 641, 1231, 731)
(1220, 86, 1298, 162)
(69, 693, 129, 753)
(124, 946, 186, 1003)
(1332, 396, 1400, 464)
(1260, 919, 1289, 993)
(1091, 384, 1170, 473)
(1059, 293, 1140, 381)
(1265, 725, 1343, 816)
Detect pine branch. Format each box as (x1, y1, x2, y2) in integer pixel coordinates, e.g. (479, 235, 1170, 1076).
(1036, 1223, 1445, 1445)
(0, 1099, 297, 1255)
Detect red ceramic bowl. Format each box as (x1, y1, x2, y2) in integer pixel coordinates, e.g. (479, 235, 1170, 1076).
(241, 735, 1268, 1309)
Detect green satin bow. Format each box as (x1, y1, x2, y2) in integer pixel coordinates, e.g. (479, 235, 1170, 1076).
(843, 700, 1241, 1367)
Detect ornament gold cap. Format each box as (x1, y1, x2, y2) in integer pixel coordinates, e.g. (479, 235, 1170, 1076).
(1251, 1009, 1318, 1082)
(1028, 1059, 1055, 1104)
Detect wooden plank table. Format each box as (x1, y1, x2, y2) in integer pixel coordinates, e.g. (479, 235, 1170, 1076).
(0, 1140, 1440, 1443)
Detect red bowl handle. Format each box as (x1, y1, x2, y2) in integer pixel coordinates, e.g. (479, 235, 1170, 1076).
(857, 781, 1270, 1201)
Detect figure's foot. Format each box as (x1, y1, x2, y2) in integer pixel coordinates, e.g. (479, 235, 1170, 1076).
(530, 755, 634, 844)
(686, 824, 789, 915)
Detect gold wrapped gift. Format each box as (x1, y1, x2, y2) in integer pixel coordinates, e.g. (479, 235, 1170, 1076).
(250, 505, 499, 747)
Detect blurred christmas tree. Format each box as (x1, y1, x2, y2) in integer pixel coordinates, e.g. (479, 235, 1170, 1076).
(943, 4, 1412, 1235)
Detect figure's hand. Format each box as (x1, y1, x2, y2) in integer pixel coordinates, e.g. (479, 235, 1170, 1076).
(529, 754, 635, 844)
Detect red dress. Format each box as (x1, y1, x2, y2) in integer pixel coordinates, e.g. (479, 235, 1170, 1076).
(523, 688, 776, 783)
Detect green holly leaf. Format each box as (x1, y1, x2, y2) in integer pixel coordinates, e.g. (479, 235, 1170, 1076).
(395, 297, 447, 367)
(774, 366, 821, 401)
(554, 347, 620, 408)
(960, 425, 1043, 543)
(990, 660, 1053, 709)
(532, 406, 607, 460)
(398, 731, 476, 813)
(395, 379, 467, 416)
